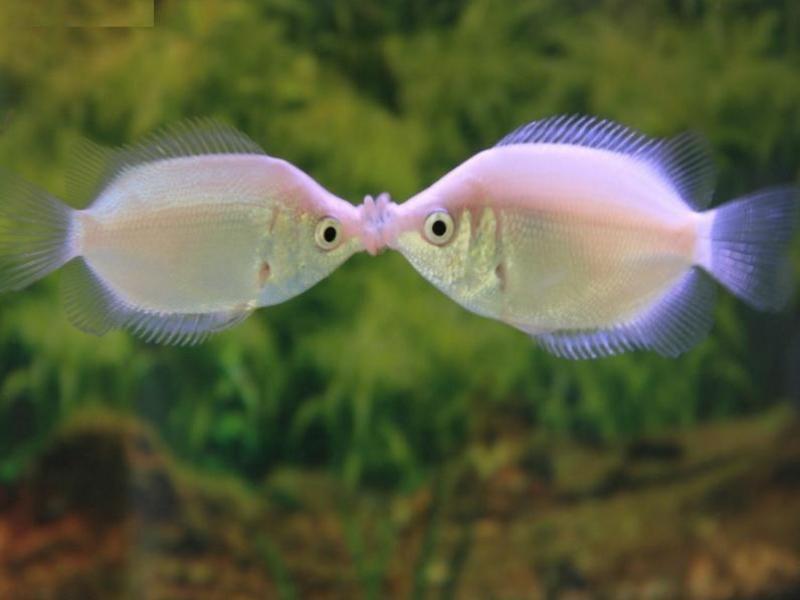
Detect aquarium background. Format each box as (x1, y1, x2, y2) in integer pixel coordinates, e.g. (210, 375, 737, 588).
(0, 1, 799, 598)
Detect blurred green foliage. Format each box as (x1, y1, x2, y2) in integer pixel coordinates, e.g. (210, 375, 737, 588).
(0, 0, 798, 489)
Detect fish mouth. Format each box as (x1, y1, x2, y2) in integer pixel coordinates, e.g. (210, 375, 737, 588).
(358, 192, 397, 255)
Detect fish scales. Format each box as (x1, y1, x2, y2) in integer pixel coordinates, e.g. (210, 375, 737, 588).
(496, 206, 695, 331)
(80, 200, 272, 313)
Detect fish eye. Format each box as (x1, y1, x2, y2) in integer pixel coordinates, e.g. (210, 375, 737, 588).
(315, 217, 342, 250)
(423, 210, 455, 245)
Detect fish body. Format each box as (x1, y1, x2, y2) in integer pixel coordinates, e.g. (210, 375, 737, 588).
(368, 116, 797, 358)
(79, 154, 359, 312)
(388, 144, 702, 331)
(0, 121, 363, 343)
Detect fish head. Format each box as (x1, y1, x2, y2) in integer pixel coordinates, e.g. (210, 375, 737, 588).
(379, 180, 490, 293)
(256, 183, 365, 307)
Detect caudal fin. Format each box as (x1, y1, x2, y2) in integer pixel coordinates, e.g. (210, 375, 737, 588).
(707, 187, 798, 310)
(0, 170, 76, 292)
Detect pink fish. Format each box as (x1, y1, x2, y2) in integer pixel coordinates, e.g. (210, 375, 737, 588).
(0, 120, 363, 344)
(362, 116, 798, 359)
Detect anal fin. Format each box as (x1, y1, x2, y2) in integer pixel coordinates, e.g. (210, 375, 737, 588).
(61, 258, 252, 345)
(535, 267, 716, 359)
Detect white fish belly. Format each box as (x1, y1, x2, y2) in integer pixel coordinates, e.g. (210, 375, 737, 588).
(80, 203, 270, 313)
(496, 206, 697, 332)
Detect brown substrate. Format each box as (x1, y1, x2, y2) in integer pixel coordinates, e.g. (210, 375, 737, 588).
(1, 408, 799, 599)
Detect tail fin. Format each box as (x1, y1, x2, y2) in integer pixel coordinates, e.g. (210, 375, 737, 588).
(706, 187, 798, 310)
(0, 170, 76, 293)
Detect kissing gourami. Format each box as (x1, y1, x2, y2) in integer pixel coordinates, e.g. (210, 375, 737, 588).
(362, 116, 798, 359)
(0, 120, 363, 344)
(1, 116, 797, 357)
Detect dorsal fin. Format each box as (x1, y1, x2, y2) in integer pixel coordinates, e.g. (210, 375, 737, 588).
(496, 115, 716, 210)
(67, 118, 265, 206)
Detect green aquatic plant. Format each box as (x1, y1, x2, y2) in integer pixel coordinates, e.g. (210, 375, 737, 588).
(0, 0, 798, 493)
